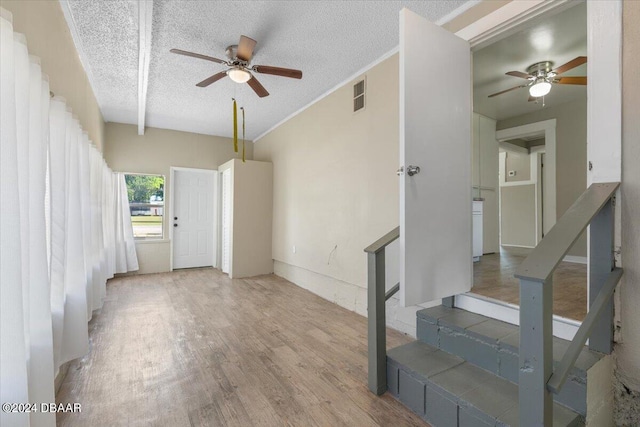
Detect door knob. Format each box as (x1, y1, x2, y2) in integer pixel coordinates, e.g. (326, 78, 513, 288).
(397, 166, 404, 176)
(407, 165, 421, 176)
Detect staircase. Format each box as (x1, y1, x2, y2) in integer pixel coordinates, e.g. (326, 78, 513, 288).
(365, 183, 622, 426)
(385, 305, 603, 426)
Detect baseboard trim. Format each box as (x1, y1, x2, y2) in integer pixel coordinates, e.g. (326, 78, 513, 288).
(500, 244, 536, 249)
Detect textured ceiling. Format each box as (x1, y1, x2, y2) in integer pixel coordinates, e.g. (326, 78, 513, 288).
(473, 2, 587, 121)
(66, 0, 139, 124)
(64, 0, 470, 140)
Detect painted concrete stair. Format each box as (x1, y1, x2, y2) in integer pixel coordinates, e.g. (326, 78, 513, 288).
(416, 306, 604, 416)
(387, 341, 583, 426)
(385, 305, 604, 426)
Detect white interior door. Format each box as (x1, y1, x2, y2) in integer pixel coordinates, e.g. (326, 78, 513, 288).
(220, 169, 231, 274)
(399, 8, 472, 307)
(172, 169, 215, 269)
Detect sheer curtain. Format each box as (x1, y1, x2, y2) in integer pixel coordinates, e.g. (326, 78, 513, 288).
(115, 173, 139, 273)
(1, 8, 138, 427)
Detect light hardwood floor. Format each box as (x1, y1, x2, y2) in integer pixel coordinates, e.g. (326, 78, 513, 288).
(56, 269, 427, 427)
(472, 246, 587, 321)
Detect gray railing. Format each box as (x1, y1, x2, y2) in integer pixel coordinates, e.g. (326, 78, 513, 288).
(364, 226, 399, 395)
(515, 182, 623, 425)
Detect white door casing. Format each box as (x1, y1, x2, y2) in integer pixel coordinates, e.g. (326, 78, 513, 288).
(399, 8, 472, 307)
(220, 168, 231, 274)
(171, 168, 216, 269)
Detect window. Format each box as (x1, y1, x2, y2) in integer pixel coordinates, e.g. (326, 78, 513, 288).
(125, 174, 164, 240)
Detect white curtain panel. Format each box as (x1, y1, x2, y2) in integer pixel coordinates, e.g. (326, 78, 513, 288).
(115, 173, 139, 273)
(0, 8, 138, 426)
(1, 11, 30, 427)
(27, 56, 56, 427)
(48, 97, 69, 376)
(79, 134, 94, 319)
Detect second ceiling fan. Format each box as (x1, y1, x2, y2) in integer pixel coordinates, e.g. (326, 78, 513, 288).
(488, 56, 587, 101)
(171, 35, 303, 98)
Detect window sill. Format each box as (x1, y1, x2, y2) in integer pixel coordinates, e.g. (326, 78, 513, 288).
(134, 239, 170, 245)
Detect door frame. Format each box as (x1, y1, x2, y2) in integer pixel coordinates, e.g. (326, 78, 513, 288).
(219, 168, 232, 274)
(447, 0, 622, 340)
(169, 166, 219, 271)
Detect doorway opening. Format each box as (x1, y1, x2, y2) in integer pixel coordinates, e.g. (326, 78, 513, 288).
(467, 1, 588, 328)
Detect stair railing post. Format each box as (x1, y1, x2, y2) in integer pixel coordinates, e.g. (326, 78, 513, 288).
(589, 198, 614, 353)
(519, 278, 553, 426)
(367, 248, 386, 395)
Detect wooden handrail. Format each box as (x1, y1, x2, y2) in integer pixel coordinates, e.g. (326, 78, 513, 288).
(515, 182, 619, 283)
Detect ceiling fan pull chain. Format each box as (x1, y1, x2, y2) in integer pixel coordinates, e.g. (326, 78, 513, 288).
(232, 98, 238, 153)
(241, 107, 246, 163)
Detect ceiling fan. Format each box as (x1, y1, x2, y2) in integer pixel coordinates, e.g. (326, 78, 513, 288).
(170, 35, 302, 98)
(488, 56, 587, 101)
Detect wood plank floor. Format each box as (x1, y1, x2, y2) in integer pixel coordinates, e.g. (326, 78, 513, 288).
(472, 246, 587, 321)
(56, 269, 427, 427)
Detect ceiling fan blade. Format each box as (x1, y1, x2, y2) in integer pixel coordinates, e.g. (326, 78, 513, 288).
(506, 71, 533, 79)
(488, 85, 527, 98)
(552, 56, 587, 75)
(170, 48, 227, 65)
(247, 74, 269, 97)
(196, 71, 227, 87)
(555, 76, 587, 85)
(237, 35, 257, 61)
(253, 65, 303, 79)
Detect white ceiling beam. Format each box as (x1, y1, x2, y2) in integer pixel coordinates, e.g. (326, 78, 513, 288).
(138, 0, 153, 135)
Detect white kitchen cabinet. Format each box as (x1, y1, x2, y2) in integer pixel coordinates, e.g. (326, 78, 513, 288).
(472, 113, 499, 254)
(473, 200, 483, 261)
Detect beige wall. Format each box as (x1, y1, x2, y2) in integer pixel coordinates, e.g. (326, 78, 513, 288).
(497, 98, 587, 256)
(1, 0, 105, 150)
(219, 159, 273, 279)
(615, 0, 640, 421)
(253, 54, 401, 327)
(104, 123, 252, 274)
(504, 150, 531, 182)
(500, 185, 536, 247)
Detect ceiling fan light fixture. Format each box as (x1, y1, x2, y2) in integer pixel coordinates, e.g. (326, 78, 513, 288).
(529, 79, 551, 97)
(227, 68, 252, 84)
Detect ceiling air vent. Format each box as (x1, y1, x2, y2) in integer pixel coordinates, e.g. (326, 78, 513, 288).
(353, 78, 365, 113)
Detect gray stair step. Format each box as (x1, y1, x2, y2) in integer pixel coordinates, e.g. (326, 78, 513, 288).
(387, 341, 583, 427)
(416, 306, 604, 416)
